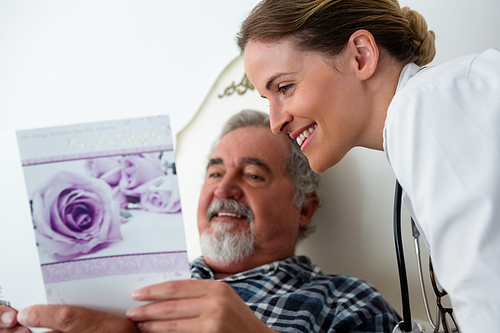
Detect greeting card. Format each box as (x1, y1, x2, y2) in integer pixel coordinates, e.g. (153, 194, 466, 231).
(0, 116, 189, 331)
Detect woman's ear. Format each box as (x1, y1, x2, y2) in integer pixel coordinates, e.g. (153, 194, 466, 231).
(346, 29, 379, 80)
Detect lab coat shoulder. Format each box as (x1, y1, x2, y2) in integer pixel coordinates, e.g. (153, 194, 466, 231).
(383, 48, 500, 333)
(385, 48, 500, 205)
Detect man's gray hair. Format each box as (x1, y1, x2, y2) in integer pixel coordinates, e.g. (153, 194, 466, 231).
(215, 109, 321, 239)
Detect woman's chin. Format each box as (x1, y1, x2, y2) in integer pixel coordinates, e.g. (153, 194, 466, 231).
(305, 150, 347, 173)
(306, 155, 331, 174)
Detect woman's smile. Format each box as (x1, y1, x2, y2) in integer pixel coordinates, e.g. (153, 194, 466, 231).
(290, 124, 317, 148)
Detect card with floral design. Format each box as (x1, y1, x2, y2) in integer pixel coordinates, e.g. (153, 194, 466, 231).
(1, 116, 189, 328)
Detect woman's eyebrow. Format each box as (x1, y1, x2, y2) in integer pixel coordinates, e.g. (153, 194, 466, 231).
(265, 72, 288, 90)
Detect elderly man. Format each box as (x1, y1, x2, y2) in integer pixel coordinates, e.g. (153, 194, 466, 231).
(0, 110, 399, 333)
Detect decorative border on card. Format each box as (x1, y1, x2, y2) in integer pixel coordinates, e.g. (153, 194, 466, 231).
(21, 145, 174, 166)
(41, 251, 188, 283)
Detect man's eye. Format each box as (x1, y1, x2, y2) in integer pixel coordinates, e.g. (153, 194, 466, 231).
(248, 174, 263, 180)
(278, 84, 292, 94)
(209, 173, 221, 178)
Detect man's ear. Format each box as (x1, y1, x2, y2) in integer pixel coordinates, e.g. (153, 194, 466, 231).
(299, 192, 319, 228)
(346, 29, 379, 80)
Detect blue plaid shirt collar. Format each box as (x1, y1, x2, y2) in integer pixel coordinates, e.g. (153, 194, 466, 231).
(190, 255, 321, 282)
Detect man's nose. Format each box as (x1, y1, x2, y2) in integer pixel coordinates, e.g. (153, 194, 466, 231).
(269, 100, 293, 134)
(213, 175, 242, 200)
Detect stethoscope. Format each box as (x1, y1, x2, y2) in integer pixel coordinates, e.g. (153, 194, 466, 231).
(392, 181, 458, 333)
(390, 65, 454, 333)
(392, 180, 421, 333)
(389, 65, 460, 333)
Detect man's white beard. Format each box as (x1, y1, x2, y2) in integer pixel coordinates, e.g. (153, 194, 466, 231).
(200, 222, 255, 265)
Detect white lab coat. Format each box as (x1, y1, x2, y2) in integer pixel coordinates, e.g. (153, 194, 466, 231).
(384, 48, 500, 333)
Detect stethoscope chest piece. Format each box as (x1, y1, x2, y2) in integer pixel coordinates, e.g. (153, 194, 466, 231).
(392, 320, 422, 333)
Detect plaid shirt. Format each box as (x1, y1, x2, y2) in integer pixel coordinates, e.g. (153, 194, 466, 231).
(191, 256, 400, 333)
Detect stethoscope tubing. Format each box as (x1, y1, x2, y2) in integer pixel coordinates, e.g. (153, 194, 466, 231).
(394, 180, 413, 332)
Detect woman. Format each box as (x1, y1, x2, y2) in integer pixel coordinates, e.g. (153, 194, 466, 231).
(237, 0, 500, 332)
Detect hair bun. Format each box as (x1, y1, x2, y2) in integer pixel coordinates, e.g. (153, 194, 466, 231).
(401, 6, 436, 66)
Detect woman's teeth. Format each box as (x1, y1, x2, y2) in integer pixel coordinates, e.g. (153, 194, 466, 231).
(296, 125, 317, 147)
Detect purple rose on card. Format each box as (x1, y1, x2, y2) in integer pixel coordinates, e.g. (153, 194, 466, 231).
(118, 154, 165, 191)
(85, 157, 122, 187)
(31, 171, 122, 258)
(126, 175, 181, 214)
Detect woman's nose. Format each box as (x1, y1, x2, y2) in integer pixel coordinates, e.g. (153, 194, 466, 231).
(213, 175, 242, 200)
(269, 101, 293, 134)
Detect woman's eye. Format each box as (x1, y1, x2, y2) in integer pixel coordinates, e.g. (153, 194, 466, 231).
(278, 84, 292, 94)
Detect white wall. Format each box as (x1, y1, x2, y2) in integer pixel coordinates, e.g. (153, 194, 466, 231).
(0, 0, 260, 135)
(2, 0, 499, 327)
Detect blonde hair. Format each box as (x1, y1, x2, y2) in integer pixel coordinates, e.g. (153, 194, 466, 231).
(237, 0, 435, 66)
